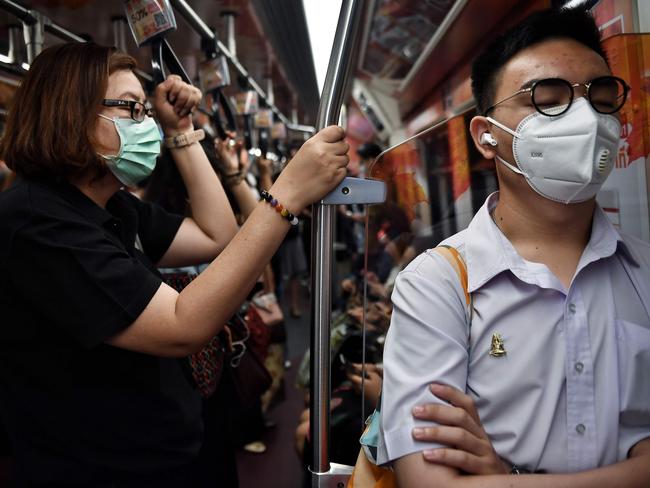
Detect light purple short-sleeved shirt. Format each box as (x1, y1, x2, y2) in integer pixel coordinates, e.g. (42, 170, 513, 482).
(378, 193, 650, 473)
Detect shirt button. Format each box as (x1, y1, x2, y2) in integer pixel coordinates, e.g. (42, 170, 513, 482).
(568, 303, 576, 314)
(574, 362, 584, 373)
(576, 424, 586, 435)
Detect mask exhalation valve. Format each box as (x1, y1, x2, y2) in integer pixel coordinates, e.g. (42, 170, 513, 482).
(597, 148, 610, 174)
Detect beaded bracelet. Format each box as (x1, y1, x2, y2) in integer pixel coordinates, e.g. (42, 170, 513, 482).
(260, 190, 299, 226)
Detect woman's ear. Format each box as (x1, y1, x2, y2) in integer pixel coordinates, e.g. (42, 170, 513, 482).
(469, 116, 498, 160)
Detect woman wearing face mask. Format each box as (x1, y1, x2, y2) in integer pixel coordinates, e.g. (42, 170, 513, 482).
(0, 43, 348, 487)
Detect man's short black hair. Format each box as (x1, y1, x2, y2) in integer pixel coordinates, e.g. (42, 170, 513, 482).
(471, 8, 608, 115)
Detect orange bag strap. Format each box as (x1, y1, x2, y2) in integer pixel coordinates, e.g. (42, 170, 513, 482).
(433, 245, 472, 323)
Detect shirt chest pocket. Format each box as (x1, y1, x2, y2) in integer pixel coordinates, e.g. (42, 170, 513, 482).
(616, 318, 650, 426)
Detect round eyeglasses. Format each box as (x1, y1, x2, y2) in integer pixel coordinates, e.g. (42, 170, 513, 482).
(101, 99, 152, 122)
(485, 76, 629, 117)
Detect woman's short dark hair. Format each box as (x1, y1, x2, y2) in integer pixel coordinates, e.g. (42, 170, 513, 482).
(1, 42, 137, 180)
(471, 8, 608, 115)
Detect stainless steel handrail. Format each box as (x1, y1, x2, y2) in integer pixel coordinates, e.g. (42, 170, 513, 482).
(309, 0, 365, 482)
(0, 0, 85, 43)
(0, 60, 26, 76)
(46, 21, 85, 43)
(0, 0, 32, 24)
(169, 0, 314, 134)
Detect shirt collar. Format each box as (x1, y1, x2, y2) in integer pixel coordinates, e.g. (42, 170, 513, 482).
(40, 179, 135, 249)
(590, 204, 639, 267)
(464, 192, 636, 293)
(464, 193, 511, 292)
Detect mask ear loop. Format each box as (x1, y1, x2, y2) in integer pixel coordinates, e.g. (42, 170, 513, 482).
(96, 113, 124, 159)
(485, 116, 531, 178)
(485, 116, 520, 138)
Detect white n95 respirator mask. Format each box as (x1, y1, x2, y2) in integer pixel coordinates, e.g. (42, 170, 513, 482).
(486, 97, 622, 204)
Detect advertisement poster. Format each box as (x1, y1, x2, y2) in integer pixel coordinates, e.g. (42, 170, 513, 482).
(254, 109, 272, 129)
(591, 0, 636, 39)
(599, 34, 650, 242)
(234, 91, 259, 115)
(125, 0, 176, 46)
(199, 56, 230, 92)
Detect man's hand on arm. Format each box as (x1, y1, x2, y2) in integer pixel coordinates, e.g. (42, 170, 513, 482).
(411, 384, 508, 475)
(399, 383, 650, 488)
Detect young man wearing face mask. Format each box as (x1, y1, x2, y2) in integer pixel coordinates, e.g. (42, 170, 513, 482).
(376, 8, 650, 487)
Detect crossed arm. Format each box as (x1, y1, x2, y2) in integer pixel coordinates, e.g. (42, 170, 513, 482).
(395, 384, 650, 488)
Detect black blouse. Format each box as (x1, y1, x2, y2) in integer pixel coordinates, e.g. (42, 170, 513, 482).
(0, 179, 202, 484)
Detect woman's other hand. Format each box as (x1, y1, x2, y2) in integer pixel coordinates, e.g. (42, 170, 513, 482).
(412, 383, 508, 475)
(257, 156, 273, 179)
(154, 75, 202, 136)
(214, 131, 239, 176)
(270, 125, 349, 213)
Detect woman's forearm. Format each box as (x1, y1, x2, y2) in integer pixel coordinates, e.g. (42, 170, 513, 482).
(228, 179, 259, 219)
(170, 141, 238, 247)
(173, 187, 294, 348)
(258, 172, 273, 192)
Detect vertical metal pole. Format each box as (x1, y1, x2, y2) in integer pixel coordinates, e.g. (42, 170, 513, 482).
(222, 11, 237, 58)
(22, 11, 44, 64)
(266, 76, 274, 107)
(112, 15, 128, 53)
(7, 24, 21, 64)
(309, 0, 365, 484)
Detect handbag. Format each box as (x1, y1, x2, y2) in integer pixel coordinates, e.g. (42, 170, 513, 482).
(348, 246, 472, 487)
(251, 291, 284, 327)
(161, 270, 231, 398)
(251, 291, 286, 343)
(244, 305, 271, 361)
(226, 313, 273, 408)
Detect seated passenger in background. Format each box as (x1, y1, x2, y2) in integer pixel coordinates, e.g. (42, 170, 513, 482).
(378, 8, 650, 487)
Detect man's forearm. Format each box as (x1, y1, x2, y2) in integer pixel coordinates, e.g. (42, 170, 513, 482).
(457, 454, 650, 488)
(396, 443, 650, 488)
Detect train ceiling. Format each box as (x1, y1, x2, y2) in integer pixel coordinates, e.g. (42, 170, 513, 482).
(0, 0, 319, 125)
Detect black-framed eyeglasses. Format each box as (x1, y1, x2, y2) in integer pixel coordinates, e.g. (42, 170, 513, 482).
(485, 76, 630, 117)
(101, 99, 152, 122)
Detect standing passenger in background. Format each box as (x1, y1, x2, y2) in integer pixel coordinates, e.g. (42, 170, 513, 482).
(0, 42, 349, 487)
(377, 8, 650, 487)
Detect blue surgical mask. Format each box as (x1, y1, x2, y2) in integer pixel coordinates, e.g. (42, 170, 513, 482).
(98, 114, 162, 186)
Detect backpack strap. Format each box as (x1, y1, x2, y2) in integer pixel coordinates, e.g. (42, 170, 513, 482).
(431, 245, 473, 324)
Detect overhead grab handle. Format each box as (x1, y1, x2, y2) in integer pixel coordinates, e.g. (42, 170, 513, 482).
(236, 75, 259, 151)
(124, 0, 190, 87)
(199, 30, 237, 140)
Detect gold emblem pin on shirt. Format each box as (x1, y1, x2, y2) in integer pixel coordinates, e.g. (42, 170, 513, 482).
(489, 332, 506, 357)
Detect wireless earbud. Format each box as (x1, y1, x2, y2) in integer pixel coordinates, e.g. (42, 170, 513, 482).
(480, 132, 498, 147)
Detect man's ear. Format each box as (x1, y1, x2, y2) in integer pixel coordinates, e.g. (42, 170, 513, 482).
(469, 116, 498, 160)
